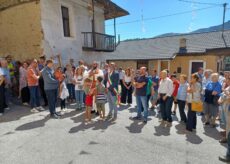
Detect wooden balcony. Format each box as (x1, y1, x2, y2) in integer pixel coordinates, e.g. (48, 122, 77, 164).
(82, 32, 116, 52)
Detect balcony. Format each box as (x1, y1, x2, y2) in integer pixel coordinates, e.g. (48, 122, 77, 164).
(82, 32, 116, 52)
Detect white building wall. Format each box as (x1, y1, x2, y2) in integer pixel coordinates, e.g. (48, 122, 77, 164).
(40, 0, 107, 66)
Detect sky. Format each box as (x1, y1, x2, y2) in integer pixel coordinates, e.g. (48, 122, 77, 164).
(105, 0, 230, 41)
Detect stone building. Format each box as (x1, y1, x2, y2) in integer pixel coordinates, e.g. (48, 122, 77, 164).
(106, 30, 230, 76)
(0, 0, 128, 65)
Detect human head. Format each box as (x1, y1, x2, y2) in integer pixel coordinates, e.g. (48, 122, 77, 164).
(151, 69, 157, 76)
(22, 62, 28, 69)
(0, 59, 8, 68)
(204, 69, 213, 78)
(84, 78, 92, 85)
(46, 59, 54, 68)
(39, 55, 46, 64)
(75, 67, 83, 76)
(97, 76, 103, 83)
(5, 55, 12, 63)
(104, 63, 109, 70)
(198, 67, 204, 74)
(211, 73, 219, 83)
(160, 70, 167, 79)
(92, 61, 98, 70)
(125, 68, 131, 76)
(109, 62, 116, 71)
(171, 74, 177, 81)
(79, 60, 84, 66)
(179, 74, 187, 83)
(31, 59, 38, 68)
(139, 67, 146, 76)
(191, 73, 199, 83)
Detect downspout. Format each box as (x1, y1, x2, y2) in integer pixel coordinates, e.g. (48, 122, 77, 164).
(222, 3, 227, 48)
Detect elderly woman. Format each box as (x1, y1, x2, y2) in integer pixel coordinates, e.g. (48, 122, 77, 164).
(19, 62, 30, 105)
(203, 73, 222, 127)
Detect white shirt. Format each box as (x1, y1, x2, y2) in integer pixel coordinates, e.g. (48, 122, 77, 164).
(119, 71, 125, 80)
(124, 75, 132, 83)
(74, 75, 84, 90)
(158, 77, 174, 97)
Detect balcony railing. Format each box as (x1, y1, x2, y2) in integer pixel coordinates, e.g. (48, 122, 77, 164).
(82, 32, 116, 52)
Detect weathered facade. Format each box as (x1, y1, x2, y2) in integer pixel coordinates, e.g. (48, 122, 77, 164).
(0, 0, 128, 64)
(106, 31, 230, 76)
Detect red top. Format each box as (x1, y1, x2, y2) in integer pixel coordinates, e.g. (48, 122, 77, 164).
(172, 80, 180, 97)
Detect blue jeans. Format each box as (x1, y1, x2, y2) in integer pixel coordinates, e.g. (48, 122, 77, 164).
(136, 96, 148, 121)
(45, 89, 58, 114)
(67, 84, 75, 100)
(29, 86, 40, 108)
(75, 90, 84, 107)
(107, 91, 118, 118)
(160, 96, 173, 122)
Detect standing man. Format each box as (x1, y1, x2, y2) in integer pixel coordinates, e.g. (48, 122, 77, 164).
(149, 69, 159, 110)
(133, 67, 149, 124)
(158, 70, 174, 126)
(104, 62, 119, 121)
(197, 67, 204, 84)
(38, 55, 48, 107)
(41, 60, 59, 119)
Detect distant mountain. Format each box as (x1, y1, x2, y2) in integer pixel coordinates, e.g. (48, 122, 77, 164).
(192, 20, 230, 33)
(154, 20, 230, 38)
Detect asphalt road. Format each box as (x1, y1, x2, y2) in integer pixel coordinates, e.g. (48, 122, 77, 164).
(0, 101, 227, 164)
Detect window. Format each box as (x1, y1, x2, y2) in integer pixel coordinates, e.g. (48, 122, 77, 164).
(61, 6, 71, 37)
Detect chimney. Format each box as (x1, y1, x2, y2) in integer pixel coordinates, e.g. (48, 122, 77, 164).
(179, 38, 187, 53)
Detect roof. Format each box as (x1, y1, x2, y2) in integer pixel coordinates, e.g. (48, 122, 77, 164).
(95, 0, 129, 20)
(105, 30, 230, 61)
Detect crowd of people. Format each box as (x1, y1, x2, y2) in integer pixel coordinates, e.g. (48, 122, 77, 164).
(0, 55, 230, 162)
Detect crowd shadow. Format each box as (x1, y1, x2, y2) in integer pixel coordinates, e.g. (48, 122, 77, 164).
(125, 117, 148, 133)
(203, 126, 221, 141)
(154, 124, 171, 136)
(15, 115, 50, 131)
(175, 123, 187, 135)
(186, 132, 203, 144)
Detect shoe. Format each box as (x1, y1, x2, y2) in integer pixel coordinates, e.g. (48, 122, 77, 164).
(37, 106, 45, 111)
(23, 103, 29, 106)
(143, 120, 147, 124)
(95, 112, 100, 116)
(31, 108, 39, 113)
(91, 110, 96, 114)
(204, 122, 210, 125)
(106, 115, 112, 120)
(0, 113, 3, 116)
(50, 114, 60, 119)
(172, 111, 176, 115)
(55, 112, 61, 117)
(132, 116, 141, 120)
(219, 138, 227, 143)
(166, 121, 172, 127)
(4, 107, 10, 110)
(219, 155, 230, 162)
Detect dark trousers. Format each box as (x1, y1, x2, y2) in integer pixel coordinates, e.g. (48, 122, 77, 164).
(39, 78, 48, 105)
(29, 86, 40, 108)
(45, 89, 58, 114)
(160, 95, 173, 122)
(121, 83, 132, 104)
(186, 103, 197, 131)
(21, 87, 30, 103)
(177, 100, 187, 122)
(60, 99, 66, 109)
(67, 83, 75, 100)
(0, 85, 5, 113)
(227, 131, 230, 157)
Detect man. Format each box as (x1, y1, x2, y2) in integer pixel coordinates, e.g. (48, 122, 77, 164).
(38, 55, 48, 106)
(149, 69, 159, 109)
(158, 70, 174, 126)
(0, 63, 5, 116)
(118, 67, 125, 98)
(88, 61, 104, 113)
(41, 60, 59, 119)
(104, 62, 119, 121)
(133, 67, 149, 124)
(27, 59, 44, 112)
(197, 67, 204, 84)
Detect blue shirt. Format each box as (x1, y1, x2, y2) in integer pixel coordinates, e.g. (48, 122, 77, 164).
(205, 82, 222, 96)
(149, 75, 159, 91)
(1, 68, 10, 84)
(177, 83, 189, 101)
(135, 75, 148, 96)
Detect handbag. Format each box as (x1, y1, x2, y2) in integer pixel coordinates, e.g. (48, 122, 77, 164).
(191, 101, 203, 112)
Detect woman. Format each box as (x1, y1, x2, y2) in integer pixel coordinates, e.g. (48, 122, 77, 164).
(19, 62, 30, 105)
(121, 68, 133, 105)
(177, 74, 188, 123)
(186, 74, 201, 132)
(74, 67, 85, 109)
(203, 73, 222, 127)
(65, 64, 75, 103)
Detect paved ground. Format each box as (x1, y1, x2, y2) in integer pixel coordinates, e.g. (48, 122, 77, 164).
(0, 100, 227, 164)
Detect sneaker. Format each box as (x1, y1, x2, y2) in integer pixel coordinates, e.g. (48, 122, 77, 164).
(30, 108, 39, 113)
(4, 107, 10, 110)
(50, 114, 60, 119)
(143, 120, 147, 124)
(23, 103, 29, 106)
(55, 112, 61, 117)
(219, 155, 230, 163)
(37, 106, 45, 111)
(0, 113, 3, 116)
(132, 116, 141, 120)
(204, 122, 210, 125)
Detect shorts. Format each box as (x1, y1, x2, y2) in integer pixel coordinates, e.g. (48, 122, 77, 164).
(85, 95, 93, 107)
(96, 103, 105, 112)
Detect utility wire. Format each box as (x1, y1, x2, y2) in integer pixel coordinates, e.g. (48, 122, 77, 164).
(178, 0, 224, 6)
(106, 6, 219, 26)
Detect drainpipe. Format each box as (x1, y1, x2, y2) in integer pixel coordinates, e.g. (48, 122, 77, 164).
(222, 3, 227, 47)
(92, 0, 96, 49)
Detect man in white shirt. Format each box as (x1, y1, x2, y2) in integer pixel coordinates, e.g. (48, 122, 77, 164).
(158, 70, 174, 126)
